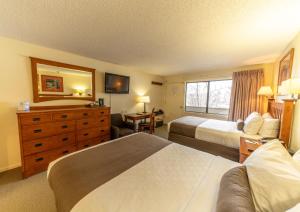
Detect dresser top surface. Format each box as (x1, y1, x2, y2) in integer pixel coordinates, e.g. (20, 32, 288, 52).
(17, 106, 110, 115)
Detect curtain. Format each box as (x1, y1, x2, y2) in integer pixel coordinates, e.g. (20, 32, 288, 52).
(228, 69, 264, 121)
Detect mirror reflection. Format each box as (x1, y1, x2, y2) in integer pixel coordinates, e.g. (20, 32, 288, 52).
(37, 64, 93, 98)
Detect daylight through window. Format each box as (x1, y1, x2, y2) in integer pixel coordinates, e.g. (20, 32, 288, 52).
(185, 80, 232, 115)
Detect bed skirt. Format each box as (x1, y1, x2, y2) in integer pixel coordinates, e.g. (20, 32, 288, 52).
(168, 132, 239, 162)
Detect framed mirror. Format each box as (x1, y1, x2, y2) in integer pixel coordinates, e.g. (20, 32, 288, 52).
(30, 57, 95, 102)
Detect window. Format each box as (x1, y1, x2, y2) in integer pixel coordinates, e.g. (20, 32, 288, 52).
(185, 80, 232, 115)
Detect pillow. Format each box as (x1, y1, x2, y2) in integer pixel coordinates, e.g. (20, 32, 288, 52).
(217, 166, 255, 212)
(236, 119, 245, 131)
(293, 149, 300, 162)
(262, 112, 273, 119)
(258, 118, 280, 138)
(243, 112, 263, 135)
(287, 203, 300, 212)
(244, 140, 300, 212)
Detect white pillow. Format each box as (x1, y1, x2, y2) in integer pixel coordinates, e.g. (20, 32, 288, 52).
(293, 149, 300, 162)
(259, 118, 280, 138)
(262, 112, 273, 119)
(244, 140, 300, 212)
(244, 112, 264, 135)
(287, 203, 300, 212)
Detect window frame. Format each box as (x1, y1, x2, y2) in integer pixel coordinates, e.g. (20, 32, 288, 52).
(184, 79, 232, 115)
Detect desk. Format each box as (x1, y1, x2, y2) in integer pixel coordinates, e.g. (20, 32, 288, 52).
(124, 113, 151, 131)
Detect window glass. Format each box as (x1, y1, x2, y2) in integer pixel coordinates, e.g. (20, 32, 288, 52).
(185, 82, 208, 113)
(185, 80, 232, 115)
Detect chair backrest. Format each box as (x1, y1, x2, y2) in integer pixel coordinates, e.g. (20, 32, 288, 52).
(111, 113, 124, 127)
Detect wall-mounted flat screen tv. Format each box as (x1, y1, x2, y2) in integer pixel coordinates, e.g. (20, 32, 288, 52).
(105, 73, 130, 94)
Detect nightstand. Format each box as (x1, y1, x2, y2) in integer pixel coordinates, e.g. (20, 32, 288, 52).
(239, 137, 285, 163)
(239, 137, 262, 163)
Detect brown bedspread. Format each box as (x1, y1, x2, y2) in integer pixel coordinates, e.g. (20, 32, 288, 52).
(47, 133, 171, 212)
(169, 116, 207, 138)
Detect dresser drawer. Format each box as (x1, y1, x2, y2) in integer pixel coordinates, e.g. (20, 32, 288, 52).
(99, 127, 110, 136)
(96, 108, 110, 117)
(20, 113, 52, 125)
(77, 127, 101, 141)
(21, 123, 55, 141)
(76, 118, 100, 130)
(23, 133, 75, 156)
(53, 145, 77, 159)
(23, 145, 76, 177)
(54, 120, 76, 134)
(52, 111, 76, 121)
(77, 138, 100, 150)
(77, 135, 110, 150)
(99, 134, 110, 143)
(76, 110, 96, 119)
(99, 116, 109, 127)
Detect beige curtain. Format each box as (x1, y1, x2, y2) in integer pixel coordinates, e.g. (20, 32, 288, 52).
(228, 69, 264, 121)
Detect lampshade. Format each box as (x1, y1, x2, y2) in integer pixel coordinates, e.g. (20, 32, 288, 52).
(137, 96, 150, 103)
(281, 78, 300, 95)
(257, 86, 273, 96)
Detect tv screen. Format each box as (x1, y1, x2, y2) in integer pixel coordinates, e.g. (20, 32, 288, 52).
(105, 73, 130, 94)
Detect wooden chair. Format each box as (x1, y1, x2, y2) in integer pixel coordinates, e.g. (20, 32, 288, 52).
(138, 108, 155, 134)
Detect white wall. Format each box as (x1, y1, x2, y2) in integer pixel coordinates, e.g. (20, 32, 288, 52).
(273, 32, 300, 152)
(0, 36, 163, 172)
(162, 63, 275, 122)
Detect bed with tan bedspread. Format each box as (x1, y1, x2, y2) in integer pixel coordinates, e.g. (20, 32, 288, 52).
(47, 133, 241, 212)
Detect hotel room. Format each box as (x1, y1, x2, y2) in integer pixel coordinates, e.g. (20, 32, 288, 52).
(1, 1, 300, 212)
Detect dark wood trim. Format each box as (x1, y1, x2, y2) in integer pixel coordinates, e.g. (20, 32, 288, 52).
(267, 99, 295, 148)
(30, 57, 96, 103)
(277, 48, 294, 87)
(279, 99, 295, 148)
(151, 81, 163, 86)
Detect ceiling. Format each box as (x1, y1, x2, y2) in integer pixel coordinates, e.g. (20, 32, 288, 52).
(1, 0, 300, 76)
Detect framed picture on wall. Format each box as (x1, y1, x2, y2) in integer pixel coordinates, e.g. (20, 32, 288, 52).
(41, 75, 64, 92)
(277, 48, 294, 88)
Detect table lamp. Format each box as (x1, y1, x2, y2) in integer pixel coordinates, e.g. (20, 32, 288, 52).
(257, 86, 273, 99)
(281, 78, 300, 100)
(137, 96, 150, 113)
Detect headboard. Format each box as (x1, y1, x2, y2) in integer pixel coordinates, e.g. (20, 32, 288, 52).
(267, 99, 295, 148)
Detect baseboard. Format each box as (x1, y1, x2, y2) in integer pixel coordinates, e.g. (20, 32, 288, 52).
(0, 163, 21, 173)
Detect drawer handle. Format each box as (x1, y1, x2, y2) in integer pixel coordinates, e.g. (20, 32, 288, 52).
(83, 113, 88, 116)
(32, 117, 40, 121)
(34, 129, 42, 133)
(62, 137, 69, 141)
(101, 130, 104, 132)
(35, 143, 43, 147)
(84, 133, 89, 136)
(100, 120, 104, 122)
(62, 150, 69, 154)
(100, 111, 104, 114)
(61, 125, 68, 129)
(35, 157, 44, 162)
(61, 115, 68, 118)
(84, 144, 89, 148)
(83, 122, 88, 125)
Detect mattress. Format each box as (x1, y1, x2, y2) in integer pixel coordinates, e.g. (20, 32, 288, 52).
(168, 116, 207, 138)
(169, 116, 262, 149)
(195, 119, 262, 149)
(48, 133, 239, 212)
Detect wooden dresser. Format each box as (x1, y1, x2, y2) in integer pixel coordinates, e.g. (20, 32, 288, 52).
(17, 106, 110, 177)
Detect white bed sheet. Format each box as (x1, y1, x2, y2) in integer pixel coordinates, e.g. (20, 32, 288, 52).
(72, 143, 239, 212)
(195, 119, 262, 149)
